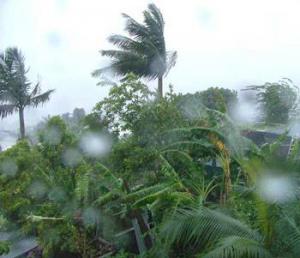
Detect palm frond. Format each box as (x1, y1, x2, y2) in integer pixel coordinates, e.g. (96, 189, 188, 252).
(108, 35, 141, 51)
(29, 89, 54, 107)
(91, 66, 114, 78)
(200, 236, 272, 258)
(93, 51, 150, 78)
(147, 4, 165, 30)
(122, 13, 149, 40)
(0, 104, 17, 118)
(161, 206, 261, 249)
(143, 10, 163, 39)
(95, 76, 118, 87)
(165, 51, 177, 76)
(0, 90, 17, 103)
(29, 82, 41, 98)
(280, 215, 300, 253)
(7, 48, 30, 94)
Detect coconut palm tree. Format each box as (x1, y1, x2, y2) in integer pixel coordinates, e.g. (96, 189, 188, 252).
(92, 3, 177, 98)
(0, 47, 54, 138)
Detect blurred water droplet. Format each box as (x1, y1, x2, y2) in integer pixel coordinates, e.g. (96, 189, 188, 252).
(257, 173, 297, 203)
(79, 132, 111, 158)
(43, 126, 62, 145)
(180, 99, 203, 120)
(232, 91, 259, 123)
(48, 187, 66, 202)
(0, 159, 18, 177)
(28, 181, 47, 199)
(62, 148, 82, 167)
(82, 207, 100, 227)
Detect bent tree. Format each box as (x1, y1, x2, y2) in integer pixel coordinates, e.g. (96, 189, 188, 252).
(0, 47, 54, 138)
(92, 4, 177, 98)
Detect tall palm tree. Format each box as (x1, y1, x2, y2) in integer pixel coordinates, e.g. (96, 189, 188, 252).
(0, 47, 54, 138)
(92, 4, 177, 98)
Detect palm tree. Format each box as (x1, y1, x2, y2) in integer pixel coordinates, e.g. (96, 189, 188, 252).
(159, 205, 272, 258)
(0, 47, 54, 138)
(92, 4, 177, 98)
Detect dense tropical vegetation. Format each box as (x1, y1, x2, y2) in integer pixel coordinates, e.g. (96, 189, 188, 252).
(1, 3, 300, 258)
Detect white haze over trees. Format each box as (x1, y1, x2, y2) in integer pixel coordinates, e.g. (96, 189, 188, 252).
(1, 0, 300, 144)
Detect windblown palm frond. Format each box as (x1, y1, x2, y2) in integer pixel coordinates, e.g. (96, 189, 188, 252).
(29, 89, 55, 107)
(200, 236, 272, 258)
(161, 206, 261, 249)
(275, 213, 300, 256)
(287, 219, 300, 251)
(93, 4, 176, 97)
(122, 13, 149, 40)
(165, 51, 177, 75)
(0, 104, 17, 118)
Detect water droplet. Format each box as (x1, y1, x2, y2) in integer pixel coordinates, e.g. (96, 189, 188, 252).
(82, 207, 100, 227)
(79, 132, 112, 158)
(257, 173, 297, 203)
(0, 159, 18, 177)
(28, 181, 47, 199)
(43, 126, 62, 145)
(62, 148, 82, 167)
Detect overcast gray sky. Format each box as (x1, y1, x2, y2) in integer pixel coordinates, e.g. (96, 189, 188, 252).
(1, 0, 300, 131)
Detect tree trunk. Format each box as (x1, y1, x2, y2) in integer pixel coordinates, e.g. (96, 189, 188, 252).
(19, 107, 25, 139)
(220, 156, 231, 205)
(158, 76, 163, 98)
(123, 180, 152, 253)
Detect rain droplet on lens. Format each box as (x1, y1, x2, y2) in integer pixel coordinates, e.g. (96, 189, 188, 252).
(82, 207, 100, 227)
(62, 148, 82, 167)
(28, 181, 47, 199)
(257, 173, 297, 204)
(0, 159, 18, 177)
(43, 126, 62, 145)
(79, 132, 112, 158)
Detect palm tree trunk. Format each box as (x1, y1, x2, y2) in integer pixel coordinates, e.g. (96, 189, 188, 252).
(158, 76, 163, 98)
(19, 107, 25, 139)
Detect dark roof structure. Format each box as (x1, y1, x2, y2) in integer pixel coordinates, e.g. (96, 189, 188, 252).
(0, 232, 38, 258)
(241, 130, 294, 158)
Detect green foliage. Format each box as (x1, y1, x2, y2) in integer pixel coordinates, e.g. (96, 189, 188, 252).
(0, 140, 41, 222)
(161, 206, 261, 250)
(200, 236, 272, 258)
(93, 73, 153, 134)
(198, 87, 238, 114)
(2, 86, 300, 258)
(2, 10, 300, 258)
(244, 78, 298, 124)
(0, 241, 9, 255)
(177, 87, 238, 116)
